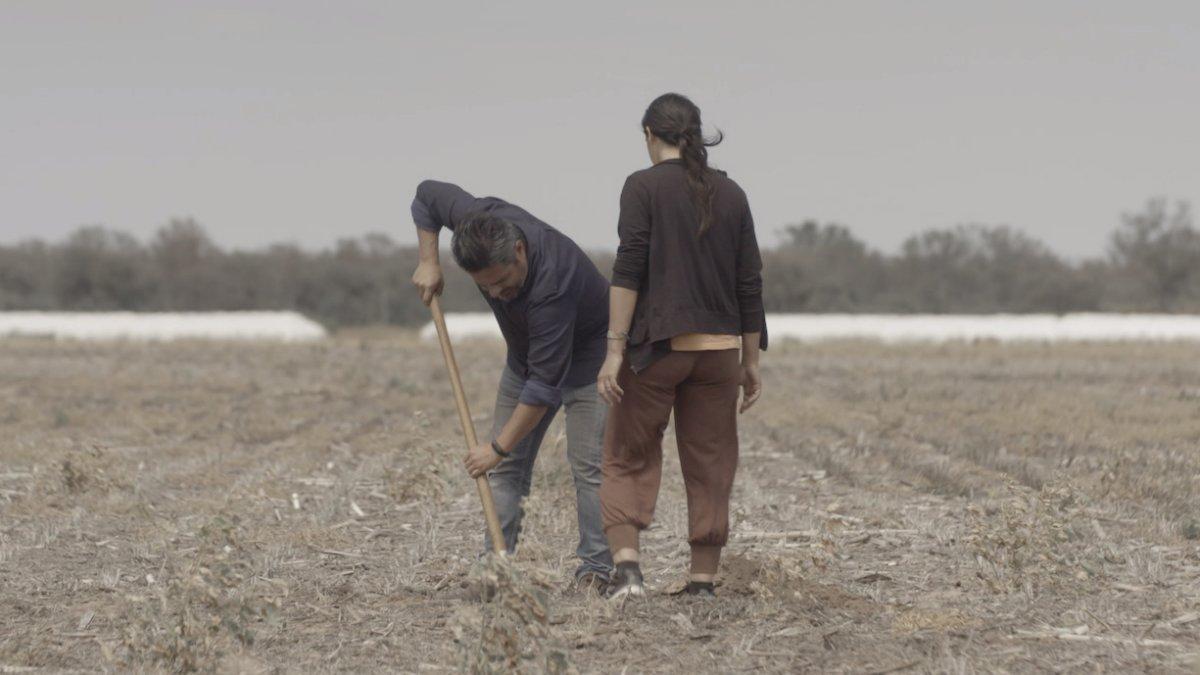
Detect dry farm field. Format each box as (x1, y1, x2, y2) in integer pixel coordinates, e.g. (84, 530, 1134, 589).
(1, 333, 1199, 672)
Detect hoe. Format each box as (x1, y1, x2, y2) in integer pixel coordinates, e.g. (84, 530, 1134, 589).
(428, 297, 506, 555)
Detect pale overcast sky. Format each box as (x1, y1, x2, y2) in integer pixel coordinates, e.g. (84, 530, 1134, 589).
(2, 1, 1197, 257)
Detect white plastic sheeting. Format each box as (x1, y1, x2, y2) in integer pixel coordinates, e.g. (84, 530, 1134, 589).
(421, 313, 1200, 343)
(766, 314, 1200, 342)
(0, 311, 327, 342)
(419, 312, 501, 342)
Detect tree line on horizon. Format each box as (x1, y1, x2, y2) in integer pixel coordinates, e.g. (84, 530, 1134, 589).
(1, 198, 1197, 327)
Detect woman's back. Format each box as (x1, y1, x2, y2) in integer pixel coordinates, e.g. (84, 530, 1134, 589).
(612, 158, 764, 367)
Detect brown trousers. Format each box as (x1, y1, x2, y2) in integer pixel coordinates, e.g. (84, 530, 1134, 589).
(600, 349, 741, 556)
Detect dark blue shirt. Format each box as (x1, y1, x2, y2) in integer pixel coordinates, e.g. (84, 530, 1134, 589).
(412, 180, 609, 408)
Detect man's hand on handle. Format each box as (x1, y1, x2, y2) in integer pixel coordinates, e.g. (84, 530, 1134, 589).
(464, 442, 503, 478)
(412, 261, 444, 306)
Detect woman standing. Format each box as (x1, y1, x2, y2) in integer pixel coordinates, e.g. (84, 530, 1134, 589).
(598, 93, 766, 600)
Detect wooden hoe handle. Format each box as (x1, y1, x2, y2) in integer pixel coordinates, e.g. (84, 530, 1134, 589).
(428, 297, 507, 555)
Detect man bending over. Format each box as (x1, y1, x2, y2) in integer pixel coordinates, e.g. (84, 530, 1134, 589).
(410, 179, 613, 590)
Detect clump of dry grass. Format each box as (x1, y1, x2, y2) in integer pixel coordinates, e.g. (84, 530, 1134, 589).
(452, 555, 574, 674)
(114, 515, 284, 672)
(59, 445, 123, 495)
(386, 412, 458, 504)
(967, 479, 1098, 595)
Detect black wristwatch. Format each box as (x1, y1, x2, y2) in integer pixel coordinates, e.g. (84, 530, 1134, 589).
(490, 440, 510, 458)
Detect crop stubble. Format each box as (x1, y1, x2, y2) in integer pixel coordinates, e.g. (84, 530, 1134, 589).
(1, 335, 1198, 672)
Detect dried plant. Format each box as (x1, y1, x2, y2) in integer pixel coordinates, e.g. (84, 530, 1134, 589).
(452, 555, 574, 674)
(117, 516, 283, 672)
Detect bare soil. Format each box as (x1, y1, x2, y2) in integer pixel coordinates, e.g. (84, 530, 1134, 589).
(2, 334, 1199, 672)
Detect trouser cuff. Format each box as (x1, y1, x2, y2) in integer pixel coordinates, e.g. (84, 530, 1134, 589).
(690, 544, 722, 576)
(606, 523, 640, 553)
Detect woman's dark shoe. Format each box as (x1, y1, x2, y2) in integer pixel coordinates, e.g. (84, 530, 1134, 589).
(607, 562, 645, 601)
(684, 580, 715, 598)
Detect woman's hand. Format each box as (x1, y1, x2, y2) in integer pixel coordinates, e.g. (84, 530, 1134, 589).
(597, 351, 625, 406)
(739, 362, 761, 413)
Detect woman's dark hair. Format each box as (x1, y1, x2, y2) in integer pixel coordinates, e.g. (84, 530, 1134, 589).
(641, 93, 724, 235)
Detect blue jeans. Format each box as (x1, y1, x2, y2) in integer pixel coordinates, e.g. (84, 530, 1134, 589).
(483, 367, 613, 580)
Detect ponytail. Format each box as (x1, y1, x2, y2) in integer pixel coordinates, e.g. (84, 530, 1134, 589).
(642, 93, 724, 235)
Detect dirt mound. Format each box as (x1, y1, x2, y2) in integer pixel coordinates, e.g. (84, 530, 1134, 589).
(716, 552, 877, 616)
(715, 552, 784, 595)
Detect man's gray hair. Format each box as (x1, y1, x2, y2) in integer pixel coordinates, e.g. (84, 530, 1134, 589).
(451, 212, 525, 272)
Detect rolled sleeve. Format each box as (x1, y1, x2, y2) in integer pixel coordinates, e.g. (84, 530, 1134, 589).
(611, 175, 651, 290)
(411, 193, 439, 232)
(411, 179, 480, 233)
(518, 379, 562, 408)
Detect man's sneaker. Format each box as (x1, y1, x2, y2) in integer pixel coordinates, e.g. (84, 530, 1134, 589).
(572, 571, 611, 596)
(608, 561, 645, 601)
(683, 580, 715, 598)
